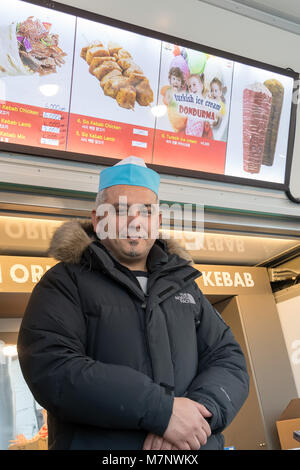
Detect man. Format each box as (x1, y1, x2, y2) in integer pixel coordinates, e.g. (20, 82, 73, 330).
(17, 156, 249, 450)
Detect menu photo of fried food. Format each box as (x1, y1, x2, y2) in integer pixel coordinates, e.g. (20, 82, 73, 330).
(0, 16, 66, 77)
(81, 40, 154, 110)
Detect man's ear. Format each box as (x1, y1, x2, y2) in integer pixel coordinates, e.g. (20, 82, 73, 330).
(91, 209, 98, 232)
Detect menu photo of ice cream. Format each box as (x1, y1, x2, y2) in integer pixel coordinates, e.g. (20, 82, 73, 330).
(225, 62, 294, 184)
(67, 17, 161, 161)
(152, 43, 234, 174)
(0, 0, 76, 151)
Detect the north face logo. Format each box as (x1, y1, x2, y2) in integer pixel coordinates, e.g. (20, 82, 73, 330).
(174, 293, 196, 304)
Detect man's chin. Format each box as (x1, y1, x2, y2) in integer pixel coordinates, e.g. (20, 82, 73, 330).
(121, 238, 148, 256)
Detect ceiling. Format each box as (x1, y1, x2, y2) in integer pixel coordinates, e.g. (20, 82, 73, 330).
(200, 0, 300, 34)
(233, 0, 300, 24)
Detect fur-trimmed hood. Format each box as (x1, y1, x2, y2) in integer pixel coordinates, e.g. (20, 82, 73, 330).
(48, 219, 193, 265)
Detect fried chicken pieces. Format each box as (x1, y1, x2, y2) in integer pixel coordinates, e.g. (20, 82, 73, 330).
(81, 41, 154, 109)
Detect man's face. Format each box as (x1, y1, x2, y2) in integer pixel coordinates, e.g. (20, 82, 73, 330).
(91, 185, 161, 267)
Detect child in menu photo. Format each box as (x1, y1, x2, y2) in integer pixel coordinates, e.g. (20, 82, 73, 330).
(187, 73, 206, 97)
(162, 66, 186, 105)
(209, 77, 226, 128)
(185, 73, 206, 137)
(161, 66, 187, 132)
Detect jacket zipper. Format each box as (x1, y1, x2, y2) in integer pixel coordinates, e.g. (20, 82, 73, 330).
(141, 295, 154, 380)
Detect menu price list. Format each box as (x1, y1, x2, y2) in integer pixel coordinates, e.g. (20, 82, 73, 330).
(0, 0, 293, 186)
(67, 113, 154, 162)
(0, 101, 68, 150)
(152, 130, 227, 174)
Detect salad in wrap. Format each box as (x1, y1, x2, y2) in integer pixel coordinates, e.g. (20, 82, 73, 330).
(0, 16, 66, 77)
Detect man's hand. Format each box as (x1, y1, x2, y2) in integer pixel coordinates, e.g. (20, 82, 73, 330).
(161, 397, 212, 450)
(143, 398, 212, 450)
(143, 433, 180, 450)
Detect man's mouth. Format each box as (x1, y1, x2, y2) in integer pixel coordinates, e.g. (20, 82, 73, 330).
(127, 236, 144, 240)
(119, 230, 148, 240)
(126, 232, 147, 239)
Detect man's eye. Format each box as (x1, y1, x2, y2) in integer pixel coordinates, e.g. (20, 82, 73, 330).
(116, 208, 128, 216)
(140, 209, 151, 217)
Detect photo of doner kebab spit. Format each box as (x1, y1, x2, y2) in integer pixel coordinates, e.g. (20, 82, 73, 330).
(243, 82, 272, 174)
(242, 79, 284, 174)
(262, 79, 284, 167)
(81, 41, 154, 109)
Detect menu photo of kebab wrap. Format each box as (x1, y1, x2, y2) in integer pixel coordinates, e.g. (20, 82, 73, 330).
(0, 16, 67, 77)
(81, 40, 154, 110)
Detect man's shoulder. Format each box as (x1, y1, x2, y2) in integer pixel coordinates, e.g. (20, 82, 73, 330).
(39, 260, 84, 285)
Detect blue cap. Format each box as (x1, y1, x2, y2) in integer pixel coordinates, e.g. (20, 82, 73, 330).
(98, 156, 160, 195)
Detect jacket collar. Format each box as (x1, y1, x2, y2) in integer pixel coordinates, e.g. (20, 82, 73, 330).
(48, 219, 194, 266)
(48, 219, 200, 301)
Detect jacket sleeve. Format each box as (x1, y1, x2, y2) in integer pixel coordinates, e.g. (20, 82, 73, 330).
(17, 263, 173, 436)
(184, 286, 250, 433)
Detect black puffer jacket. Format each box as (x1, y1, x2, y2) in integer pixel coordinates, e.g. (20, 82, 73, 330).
(17, 220, 249, 450)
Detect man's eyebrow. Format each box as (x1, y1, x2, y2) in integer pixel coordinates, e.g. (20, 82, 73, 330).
(112, 203, 154, 207)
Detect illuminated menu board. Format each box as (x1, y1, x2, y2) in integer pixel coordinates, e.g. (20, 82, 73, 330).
(67, 16, 161, 162)
(0, 0, 75, 150)
(0, 0, 297, 188)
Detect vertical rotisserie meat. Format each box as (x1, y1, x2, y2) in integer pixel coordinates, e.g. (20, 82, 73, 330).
(262, 79, 284, 166)
(243, 82, 272, 174)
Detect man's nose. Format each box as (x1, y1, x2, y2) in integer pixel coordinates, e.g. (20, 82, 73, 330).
(128, 214, 141, 227)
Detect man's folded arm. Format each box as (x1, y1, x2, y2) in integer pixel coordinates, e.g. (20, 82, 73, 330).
(184, 288, 250, 433)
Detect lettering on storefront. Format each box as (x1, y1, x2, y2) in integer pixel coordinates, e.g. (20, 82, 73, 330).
(3, 263, 52, 284)
(0, 217, 63, 255)
(201, 237, 245, 253)
(0, 256, 57, 292)
(1, 217, 61, 241)
(202, 271, 255, 288)
(179, 232, 245, 253)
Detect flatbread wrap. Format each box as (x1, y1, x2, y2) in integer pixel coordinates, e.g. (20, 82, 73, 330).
(0, 24, 32, 77)
(0, 17, 66, 77)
